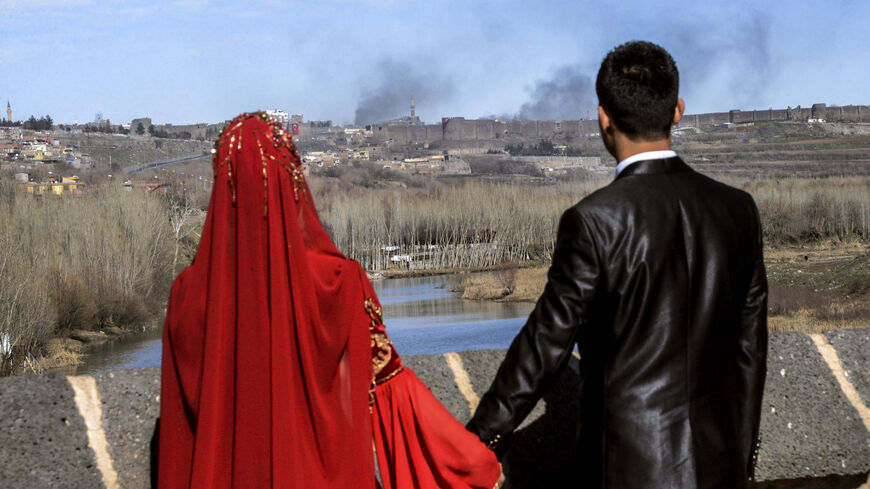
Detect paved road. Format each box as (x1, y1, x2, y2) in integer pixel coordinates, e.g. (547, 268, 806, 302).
(1, 330, 868, 489)
(125, 153, 211, 174)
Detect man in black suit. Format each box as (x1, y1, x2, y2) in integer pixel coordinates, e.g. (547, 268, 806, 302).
(467, 41, 768, 489)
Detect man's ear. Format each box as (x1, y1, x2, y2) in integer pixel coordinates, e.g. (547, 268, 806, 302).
(597, 106, 611, 132)
(673, 98, 685, 125)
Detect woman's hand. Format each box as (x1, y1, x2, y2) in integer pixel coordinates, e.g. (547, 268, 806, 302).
(493, 463, 505, 489)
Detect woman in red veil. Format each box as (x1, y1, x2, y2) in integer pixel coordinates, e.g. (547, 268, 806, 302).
(158, 112, 501, 489)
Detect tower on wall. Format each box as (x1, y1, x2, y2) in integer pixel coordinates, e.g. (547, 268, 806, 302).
(6, 101, 10, 123)
(409, 97, 421, 125)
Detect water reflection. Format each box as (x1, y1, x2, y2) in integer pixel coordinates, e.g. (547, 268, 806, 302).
(61, 327, 163, 376)
(378, 276, 533, 355)
(67, 273, 534, 374)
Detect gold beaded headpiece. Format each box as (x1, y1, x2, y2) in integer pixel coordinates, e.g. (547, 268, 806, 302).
(213, 111, 307, 215)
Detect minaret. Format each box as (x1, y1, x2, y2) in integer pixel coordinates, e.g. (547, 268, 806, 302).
(6, 101, 10, 123)
(410, 97, 416, 118)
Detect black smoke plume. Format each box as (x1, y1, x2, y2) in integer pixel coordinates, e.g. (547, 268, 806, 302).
(503, 12, 773, 121)
(354, 60, 455, 126)
(517, 65, 596, 121)
(665, 15, 772, 110)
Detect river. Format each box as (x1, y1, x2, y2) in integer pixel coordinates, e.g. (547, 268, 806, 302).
(65, 274, 534, 376)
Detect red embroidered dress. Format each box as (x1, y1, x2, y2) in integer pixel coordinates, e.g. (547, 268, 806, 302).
(158, 113, 499, 489)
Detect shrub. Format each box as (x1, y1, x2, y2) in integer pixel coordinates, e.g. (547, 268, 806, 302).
(493, 261, 519, 295)
(50, 269, 98, 334)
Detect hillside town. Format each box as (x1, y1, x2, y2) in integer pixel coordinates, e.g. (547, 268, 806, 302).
(0, 98, 614, 191)
(4, 97, 870, 192)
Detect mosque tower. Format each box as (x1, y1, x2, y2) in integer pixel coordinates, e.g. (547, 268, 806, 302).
(6, 101, 10, 123)
(409, 97, 421, 125)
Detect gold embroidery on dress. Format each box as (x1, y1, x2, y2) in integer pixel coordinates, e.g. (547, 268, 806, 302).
(366, 296, 401, 411)
(292, 166, 306, 202)
(365, 298, 392, 376)
(375, 365, 404, 386)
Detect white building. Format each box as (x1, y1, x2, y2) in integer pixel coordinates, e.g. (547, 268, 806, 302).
(265, 109, 290, 127)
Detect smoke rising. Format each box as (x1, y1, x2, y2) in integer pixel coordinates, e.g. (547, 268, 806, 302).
(354, 60, 455, 126)
(356, 12, 773, 125)
(665, 15, 772, 110)
(510, 14, 773, 121)
(505, 13, 773, 121)
(517, 65, 596, 121)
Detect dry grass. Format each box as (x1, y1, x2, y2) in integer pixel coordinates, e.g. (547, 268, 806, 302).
(310, 175, 870, 271)
(453, 248, 870, 334)
(767, 284, 870, 333)
(768, 310, 870, 334)
(732, 177, 870, 245)
(311, 179, 604, 271)
(38, 338, 84, 370)
(763, 241, 867, 260)
(765, 246, 870, 332)
(452, 267, 548, 303)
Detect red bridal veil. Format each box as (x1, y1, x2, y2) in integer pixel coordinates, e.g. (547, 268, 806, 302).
(158, 113, 499, 489)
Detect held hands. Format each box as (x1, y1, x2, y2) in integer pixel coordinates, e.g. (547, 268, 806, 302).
(493, 463, 505, 489)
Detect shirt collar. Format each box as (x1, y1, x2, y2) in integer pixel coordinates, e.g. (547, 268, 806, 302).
(615, 150, 677, 177)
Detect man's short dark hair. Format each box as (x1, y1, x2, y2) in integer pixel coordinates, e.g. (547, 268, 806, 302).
(596, 41, 679, 141)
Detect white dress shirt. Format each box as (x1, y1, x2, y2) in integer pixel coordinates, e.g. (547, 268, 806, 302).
(615, 150, 677, 177)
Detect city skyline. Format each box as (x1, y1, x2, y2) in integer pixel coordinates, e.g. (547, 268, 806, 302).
(2, 0, 868, 125)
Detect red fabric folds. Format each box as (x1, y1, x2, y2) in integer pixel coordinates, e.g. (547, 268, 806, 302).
(372, 369, 500, 489)
(359, 254, 499, 489)
(158, 113, 374, 489)
(158, 112, 499, 489)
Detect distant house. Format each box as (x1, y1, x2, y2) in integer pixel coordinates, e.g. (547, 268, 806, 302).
(22, 177, 83, 195)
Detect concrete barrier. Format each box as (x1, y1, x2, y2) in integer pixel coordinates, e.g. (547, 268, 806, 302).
(1, 330, 868, 488)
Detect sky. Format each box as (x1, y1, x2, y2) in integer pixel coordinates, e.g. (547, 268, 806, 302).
(1, 0, 868, 125)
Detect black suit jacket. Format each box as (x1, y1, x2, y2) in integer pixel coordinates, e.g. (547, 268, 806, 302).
(467, 157, 768, 489)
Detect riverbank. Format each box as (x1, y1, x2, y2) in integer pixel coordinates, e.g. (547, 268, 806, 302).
(367, 262, 548, 281)
(14, 242, 869, 375)
(24, 321, 162, 375)
(450, 244, 870, 334)
(450, 266, 547, 303)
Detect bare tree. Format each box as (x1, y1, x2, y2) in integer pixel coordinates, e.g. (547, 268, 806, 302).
(162, 175, 203, 275)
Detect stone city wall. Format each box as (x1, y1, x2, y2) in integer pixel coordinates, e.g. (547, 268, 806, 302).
(677, 104, 870, 128)
(1, 329, 868, 488)
(373, 118, 601, 145)
(371, 103, 870, 147)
